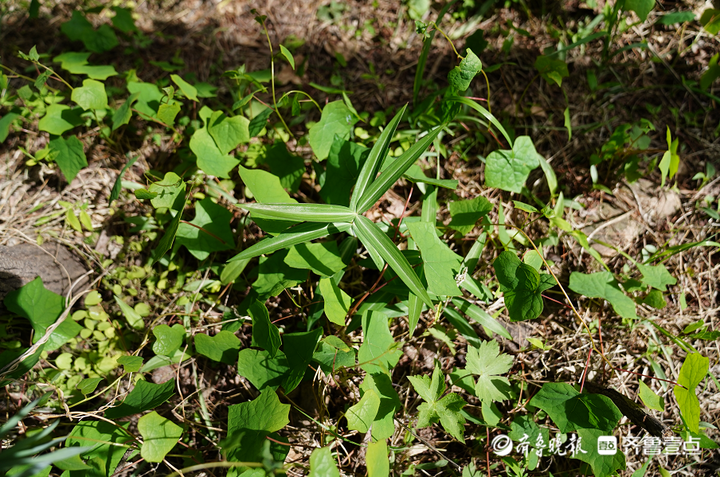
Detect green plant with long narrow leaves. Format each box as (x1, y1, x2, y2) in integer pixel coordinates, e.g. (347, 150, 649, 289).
(0, 394, 90, 477)
(228, 104, 445, 310)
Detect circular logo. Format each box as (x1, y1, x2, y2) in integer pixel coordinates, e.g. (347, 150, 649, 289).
(491, 434, 513, 456)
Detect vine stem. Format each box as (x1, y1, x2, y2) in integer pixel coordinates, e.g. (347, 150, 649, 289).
(492, 222, 614, 372)
(428, 22, 462, 59)
(257, 15, 294, 140)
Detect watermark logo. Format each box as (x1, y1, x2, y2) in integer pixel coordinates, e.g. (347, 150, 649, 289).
(490, 433, 701, 459)
(597, 436, 617, 455)
(491, 434, 513, 456)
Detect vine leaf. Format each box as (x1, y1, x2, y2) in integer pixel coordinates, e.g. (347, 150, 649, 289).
(152, 324, 185, 356)
(636, 263, 677, 291)
(195, 331, 241, 364)
(309, 446, 340, 477)
(406, 221, 463, 297)
(448, 196, 492, 235)
(105, 379, 176, 419)
(346, 388, 380, 434)
(224, 388, 290, 463)
(638, 381, 664, 412)
(465, 340, 513, 403)
(358, 310, 402, 375)
(494, 251, 554, 321)
(49, 136, 87, 184)
(308, 101, 356, 160)
(448, 48, 482, 92)
(175, 197, 234, 260)
(319, 277, 351, 326)
(138, 412, 183, 463)
(673, 353, 709, 433)
(408, 362, 467, 443)
(569, 271, 637, 319)
(484, 136, 542, 193)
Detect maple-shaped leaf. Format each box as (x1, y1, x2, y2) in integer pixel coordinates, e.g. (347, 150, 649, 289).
(408, 362, 467, 443)
(465, 340, 513, 403)
(176, 197, 234, 260)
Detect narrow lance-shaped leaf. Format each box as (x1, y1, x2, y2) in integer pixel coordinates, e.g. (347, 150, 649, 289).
(353, 215, 433, 308)
(229, 222, 351, 262)
(239, 203, 356, 223)
(356, 126, 442, 214)
(350, 104, 407, 212)
(445, 95, 513, 147)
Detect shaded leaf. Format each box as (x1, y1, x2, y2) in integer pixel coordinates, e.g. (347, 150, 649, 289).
(282, 328, 323, 392)
(237, 348, 290, 390)
(321, 137, 369, 206)
(263, 142, 305, 193)
(448, 196, 493, 235)
(195, 331, 241, 364)
(105, 379, 176, 419)
(308, 101, 357, 160)
(358, 310, 402, 375)
(253, 249, 308, 300)
(224, 388, 290, 463)
(176, 197, 234, 260)
(249, 299, 281, 358)
(494, 251, 555, 321)
(49, 136, 87, 184)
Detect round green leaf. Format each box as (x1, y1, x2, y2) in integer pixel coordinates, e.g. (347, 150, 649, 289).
(138, 411, 183, 463)
(71, 79, 108, 110)
(152, 324, 185, 356)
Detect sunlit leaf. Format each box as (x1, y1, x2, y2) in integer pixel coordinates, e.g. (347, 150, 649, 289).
(353, 215, 433, 308)
(350, 105, 406, 211)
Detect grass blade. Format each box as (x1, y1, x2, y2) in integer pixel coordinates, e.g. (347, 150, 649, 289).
(356, 126, 441, 214)
(228, 222, 350, 262)
(445, 95, 513, 147)
(239, 203, 356, 223)
(452, 297, 512, 340)
(349, 104, 407, 212)
(353, 215, 433, 308)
